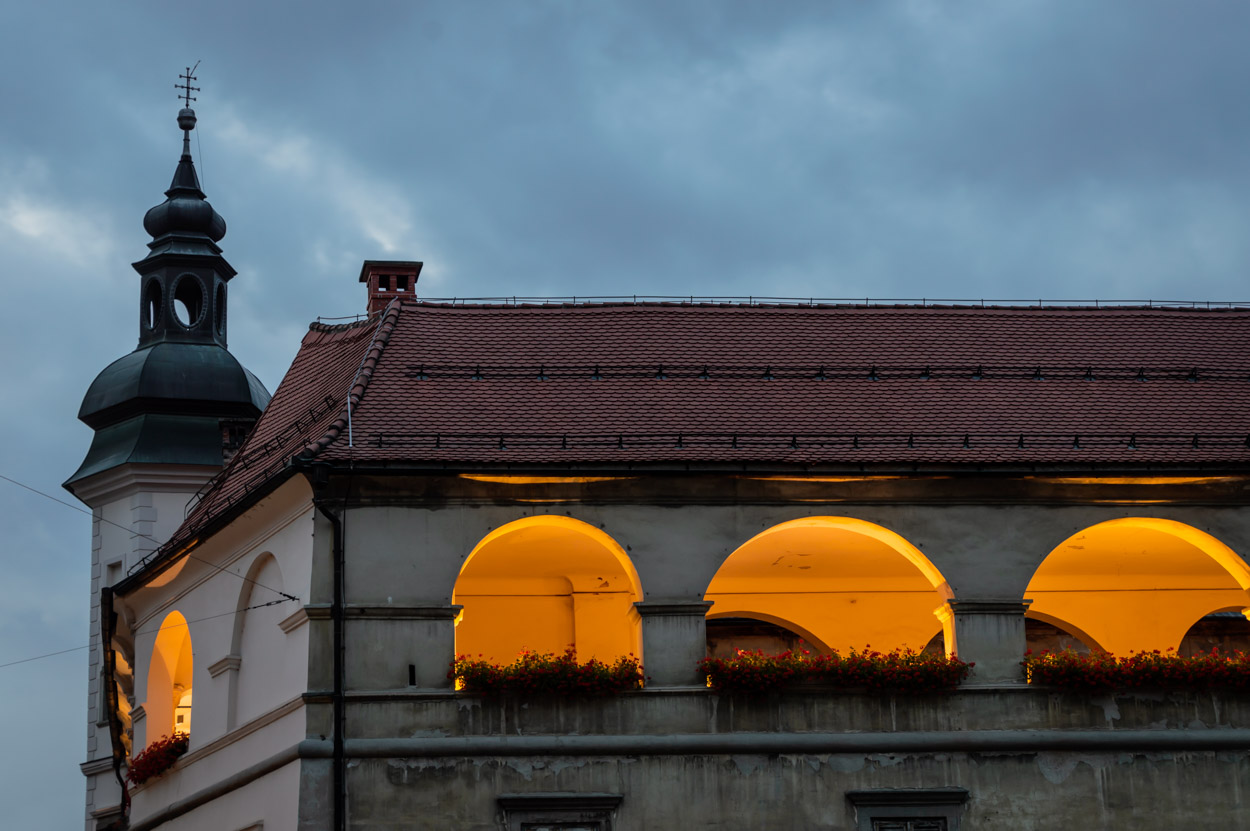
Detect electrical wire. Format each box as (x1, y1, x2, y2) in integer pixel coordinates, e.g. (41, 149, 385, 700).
(0, 472, 297, 602)
(0, 596, 298, 671)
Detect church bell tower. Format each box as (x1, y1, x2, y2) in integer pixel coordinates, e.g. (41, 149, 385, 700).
(65, 70, 270, 830)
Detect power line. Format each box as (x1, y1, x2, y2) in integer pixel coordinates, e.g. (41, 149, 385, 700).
(0, 597, 297, 671)
(0, 473, 297, 602)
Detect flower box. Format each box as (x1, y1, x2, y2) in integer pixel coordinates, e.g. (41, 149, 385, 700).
(1023, 648, 1250, 693)
(451, 648, 645, 698)
(698, 648, 972, 695)
(127, 732, 189, 786)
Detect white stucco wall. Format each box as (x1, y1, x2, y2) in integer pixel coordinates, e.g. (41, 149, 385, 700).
(122, 477, 315, 830)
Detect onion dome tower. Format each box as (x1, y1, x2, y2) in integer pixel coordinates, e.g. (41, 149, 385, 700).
(66, 101, 270, 489)
(67, 74, 272, 828)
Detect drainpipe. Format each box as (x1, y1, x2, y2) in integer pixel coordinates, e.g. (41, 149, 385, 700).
(100, 587, 130, 824)
(314, 495, 346, 831)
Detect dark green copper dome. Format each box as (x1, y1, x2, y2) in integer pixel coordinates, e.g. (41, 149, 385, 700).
(66, 105, 270, 488)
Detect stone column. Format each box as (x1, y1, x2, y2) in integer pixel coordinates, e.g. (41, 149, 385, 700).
(634, 601, 714, 687)
(937, 599, 1032, 684)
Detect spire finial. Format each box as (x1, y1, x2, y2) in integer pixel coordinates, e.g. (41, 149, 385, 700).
(176, 62, 200, 109)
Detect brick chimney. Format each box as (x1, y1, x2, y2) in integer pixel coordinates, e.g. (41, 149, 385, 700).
(359, 260, 422, 315)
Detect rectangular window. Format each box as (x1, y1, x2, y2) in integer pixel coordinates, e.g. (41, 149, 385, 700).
(873, 820, 948, 831)
(848, 789, 967, 831)
(498, 794, 622, 831)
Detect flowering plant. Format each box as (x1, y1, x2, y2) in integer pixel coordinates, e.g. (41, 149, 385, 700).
(127, 732, 189, 786)
(698, 648, 972, 695)
(1023, 648, 1250, 693)
(451, 648, 645, 698)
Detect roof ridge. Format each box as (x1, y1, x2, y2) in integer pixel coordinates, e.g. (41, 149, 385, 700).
(401, 298, 1250, 312)
(298, 300, 402, 460)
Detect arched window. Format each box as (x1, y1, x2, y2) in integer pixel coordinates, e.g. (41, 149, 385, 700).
(704, 517, 952, 655)
(1025, 518, 1250, 655)
(231, 553, 288, 728)
(146, 611, 193, 744)
(453, 516, 643, 663)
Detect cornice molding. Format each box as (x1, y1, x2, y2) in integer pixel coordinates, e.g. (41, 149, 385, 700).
(68, 464, 220, 507)
(278, 607, 309, 633)
(207, 654, 242, 678)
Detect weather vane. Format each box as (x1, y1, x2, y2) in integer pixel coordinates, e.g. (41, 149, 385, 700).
(176, 61, 201, 108)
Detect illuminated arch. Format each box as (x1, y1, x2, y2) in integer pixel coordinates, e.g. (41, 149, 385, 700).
(706, 610, 832, 654)
(1025, 518, 1250, 655)
(453, 516, 643, 663)
(145, 610, 193, 747)
(1024, 610, 1105, 654)
(703, 517, 953, 655)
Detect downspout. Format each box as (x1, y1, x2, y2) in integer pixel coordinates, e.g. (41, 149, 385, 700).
(100, 587, 130, 825)
(314, 495, 346, 831)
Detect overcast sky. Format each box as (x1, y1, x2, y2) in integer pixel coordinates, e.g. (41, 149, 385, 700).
(3, 1, 1250, 825)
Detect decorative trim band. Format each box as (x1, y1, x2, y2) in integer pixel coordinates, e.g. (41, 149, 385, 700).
(344, 604, 463, 620)
(634, 600, 715, 617)
(278, 607, 309, 633)
(207, 654, 242, 678)
(337, 727, 1250, 757)
(946, 599, 1033, 616)
(80, 757, 115, 777)
(847, 788, 969, 807)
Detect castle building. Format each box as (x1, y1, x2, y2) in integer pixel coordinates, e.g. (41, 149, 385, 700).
(69, 104, 1250, 830)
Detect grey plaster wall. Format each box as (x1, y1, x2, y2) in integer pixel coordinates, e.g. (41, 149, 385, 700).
(340, 501, 1250, 607)
(351, 749, 1249, 830)
(334, 690, 1250, 830)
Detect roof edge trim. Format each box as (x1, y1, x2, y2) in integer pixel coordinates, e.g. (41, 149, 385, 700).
(299, 300, 402, 461)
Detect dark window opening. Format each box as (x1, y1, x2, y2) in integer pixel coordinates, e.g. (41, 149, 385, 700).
(215, 283, 227, 336)
(172, 275, 204, 328)
(873, 820, 948, 831)
(848, 788, 967, 831)
(143, 279, 162, 330)
(498, 794, 621, 831)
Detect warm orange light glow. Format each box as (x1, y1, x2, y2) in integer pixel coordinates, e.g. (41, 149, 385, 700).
(737, 475, 926, 483)
(1025, 518, 1250, 655)
(457, 475, 635, 484)
(704, 517, 952, 655)
(145, 610, 193, 746)
(1031, 476, 1239, 486)
(453, 516, 642, 663)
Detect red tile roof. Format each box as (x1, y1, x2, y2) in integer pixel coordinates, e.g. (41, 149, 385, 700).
(320, 302, 1250, 464)
(137, 300, 1250, 573)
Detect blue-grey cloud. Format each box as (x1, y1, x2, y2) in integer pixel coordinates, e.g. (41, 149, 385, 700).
(3, 1, 1250, 825)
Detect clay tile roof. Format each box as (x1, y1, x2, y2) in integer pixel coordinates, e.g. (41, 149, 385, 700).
(320, 302, 1250, 466)
(139, 300, 1250, 574)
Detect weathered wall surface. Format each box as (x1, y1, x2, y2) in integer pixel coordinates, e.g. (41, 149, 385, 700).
(341, 689, 1250, 830)
(339, 493, 1250, 606)
(356, 750, 1249, 830)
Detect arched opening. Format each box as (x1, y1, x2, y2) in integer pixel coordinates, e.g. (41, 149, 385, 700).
(1178, 609, 1250, 657)
(1025, 518, 1250, 655)
(453, 516, 643, 663)
(706, 614, 828, 660)
(703, 517, 953, 655)
(145, 611, 193, 746)
(232, 554, 288, 728)
(172, 274, 204, 328)
(1024, 612, 1101, 655)
(214, 282, 227, 337)
(143, 279, 161, 330)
